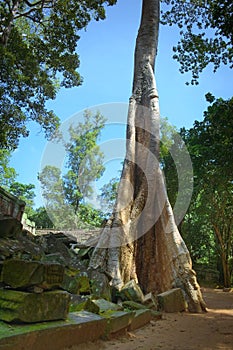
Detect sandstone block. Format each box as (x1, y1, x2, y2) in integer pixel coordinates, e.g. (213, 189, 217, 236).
(157, 288, 187, 313)
(129, 309, 152, 330)
(92, 299, 123, 313)
(118, 280, 144, 303)
(0, 289, 70, 323)
(2, 259, 64, 289)
(103, 311, 134, 337)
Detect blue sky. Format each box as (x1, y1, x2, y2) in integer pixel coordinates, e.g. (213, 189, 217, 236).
(10, 0, 233, 208)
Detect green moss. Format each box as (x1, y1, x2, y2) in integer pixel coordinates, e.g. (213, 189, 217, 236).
(99, 309, 119, 318)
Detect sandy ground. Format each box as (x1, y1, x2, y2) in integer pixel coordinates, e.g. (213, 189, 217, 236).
(66, 288, 233, 350)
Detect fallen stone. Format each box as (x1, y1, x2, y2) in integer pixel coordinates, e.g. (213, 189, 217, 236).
(2, 259, 64, 290)
(129, 309, 152, 330)
(0, 311, 107, 350)
(92, 299, 123, 313)
(69, 295, 89, 312)
(0, 218, 23, 238)
(0, 289, 70, 323)
(122, 300, 148, 310)
(61, 268, 90, 295)
(157, 288, 187, 313)
(70, 298, 100, 314)
(143, 292, 158, 309)
(103, 311, 134, 338)
(118, 280, 144, 303)
(88, 268, 111, 301)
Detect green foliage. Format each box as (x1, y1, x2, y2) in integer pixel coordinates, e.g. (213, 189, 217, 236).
(64, 110, 106, 210)
(0, 0, 116, 149)
(161, 0, 233, 84)
(77, 204, 104, 229)
(179, 96, 233, 286)
(8, 182, 36, 217)
(0, 149, 17, 188)
(30, 207, 53, 229)
(99, 177, 119, 217)
(38, 111, 106, 229)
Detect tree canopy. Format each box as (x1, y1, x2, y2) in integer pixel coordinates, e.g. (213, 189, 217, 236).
(0, 0, 116, 149)
(39, 110, 106, 229)
(161, 0, 233, 83)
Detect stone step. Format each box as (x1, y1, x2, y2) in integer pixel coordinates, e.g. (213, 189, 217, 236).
(0, 308, 162, 349)
(0, 311, 107, 350)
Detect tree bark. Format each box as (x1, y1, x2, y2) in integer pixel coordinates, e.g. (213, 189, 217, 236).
(89, 0, 206, 312)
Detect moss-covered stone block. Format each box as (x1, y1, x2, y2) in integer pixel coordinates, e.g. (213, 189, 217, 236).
(0, 289, 70, 323)
(0, 311, 107, 350)
(69, 298, 100, 314)
(92, 299, 123, 314)
(157, 288, 187, 313)
(61, 268, 90, 295)
(102, 311, 134, 338)
(2, 259, 64, 289)
(129, 309, 152, 330)
(143, 292, 158, 309)
(122, 300, 148, 310)
(89, 269, 111, 301)
(118, 280, 144, 303)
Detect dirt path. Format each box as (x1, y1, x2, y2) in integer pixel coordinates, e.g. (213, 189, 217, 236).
(66, 288, 233, 350)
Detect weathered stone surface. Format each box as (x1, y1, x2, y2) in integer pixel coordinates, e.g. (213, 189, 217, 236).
(2, 259, 64, 289)
(0, 236, 44, 262)
(122, 300, 148, 310)
(69, 295, 89, 312)
(143, 292, 158, 309)
(118, 280, 144, 303)
(0, 218, 23, 238)
(157, 288, 187, 313)
(0, 311, 107, 350)
(0, 289, 70, 323)
(0, 187, 25, 223)
(40, 233, 73, 265)
(88, 268, 111, 301)
(129, 309, 152, 331)
(69, 298, 100, 314)
(61, 268, 90, 295)
(103, 311, 134, 337)
(92, 299, 123, 313)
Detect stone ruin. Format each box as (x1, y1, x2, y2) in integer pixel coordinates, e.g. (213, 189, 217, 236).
(0, 186, 186, 332)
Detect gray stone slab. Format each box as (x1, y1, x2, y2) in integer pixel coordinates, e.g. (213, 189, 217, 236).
(92, 299, 123, 313)
(0, 311, 107, 350)
(2, 259, 64, 289)
(129, 309, 152, 330)
(104, 311, 134, 337)
(0, 289, 70, 323)
(157, 288, 187, 313)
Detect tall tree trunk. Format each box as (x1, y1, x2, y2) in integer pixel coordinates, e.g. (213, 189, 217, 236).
(89, 0, 206, 312)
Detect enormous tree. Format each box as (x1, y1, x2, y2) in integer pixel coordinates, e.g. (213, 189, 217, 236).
(90, 0, 206, 312)
(161, 0, 233, 83)
(0, 0, 116, 149)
